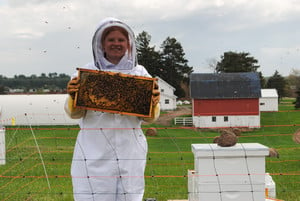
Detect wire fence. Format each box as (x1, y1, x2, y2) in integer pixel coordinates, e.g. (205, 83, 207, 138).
(0, 107, 299, 201)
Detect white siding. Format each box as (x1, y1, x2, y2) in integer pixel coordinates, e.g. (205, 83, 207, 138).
(260, 89, 278, 112)
(0, 94, 78, 126)
(193, 115, 260, 128)
(156, 76, 177, 110)
(0, 128, 5, 165)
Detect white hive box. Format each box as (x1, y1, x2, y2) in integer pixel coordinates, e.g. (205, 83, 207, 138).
(188, 170, 197, 201)
(0, 127, 5, 165)
(190, 143, 269, 201)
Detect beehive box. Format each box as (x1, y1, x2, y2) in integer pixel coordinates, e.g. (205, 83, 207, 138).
(0, 127, 5, 165)
(74, 68, 156, 117)
(190, 143, 269, 201)
(187, 169, 197, 201)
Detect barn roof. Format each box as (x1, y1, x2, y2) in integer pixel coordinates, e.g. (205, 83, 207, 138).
(261, 89, 278, 98)
(190, 72, 261, 99)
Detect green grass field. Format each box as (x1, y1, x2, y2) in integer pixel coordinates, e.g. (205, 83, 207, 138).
(0, 98, 299, 201)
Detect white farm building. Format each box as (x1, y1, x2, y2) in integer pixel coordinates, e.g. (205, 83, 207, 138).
(260, 89, 279, 112)
(0, 77, 177, 126)
(156, 76, 177, 111)
(0, 94, 78, 126)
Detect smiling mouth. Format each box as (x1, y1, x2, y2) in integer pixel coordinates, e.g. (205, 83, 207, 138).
(111, 45, 122, 51)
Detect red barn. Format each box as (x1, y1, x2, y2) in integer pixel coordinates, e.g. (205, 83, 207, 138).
(190, 72, 261, 128)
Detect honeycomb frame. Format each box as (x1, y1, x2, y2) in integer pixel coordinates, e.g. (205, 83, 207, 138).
(74, 68, 156, 118)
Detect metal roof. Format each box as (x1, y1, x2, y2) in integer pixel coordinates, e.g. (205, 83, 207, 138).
(261, 89, 278, 98)
(190, 72, 261, 99)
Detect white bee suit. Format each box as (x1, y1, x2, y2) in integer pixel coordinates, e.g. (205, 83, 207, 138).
(65, 18, 160, 201)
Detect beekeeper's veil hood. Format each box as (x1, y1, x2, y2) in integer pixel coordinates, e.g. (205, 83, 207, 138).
(92, 17, 137, 70)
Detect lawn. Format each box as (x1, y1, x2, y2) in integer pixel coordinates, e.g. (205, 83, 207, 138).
(0, 98, 299, 201)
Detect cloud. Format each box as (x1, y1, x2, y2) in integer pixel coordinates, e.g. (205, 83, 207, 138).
(1, 0, 300, 77)
(258, 46, 300, 75)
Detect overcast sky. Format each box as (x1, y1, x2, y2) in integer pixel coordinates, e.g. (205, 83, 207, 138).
(1, 0, 300, 78)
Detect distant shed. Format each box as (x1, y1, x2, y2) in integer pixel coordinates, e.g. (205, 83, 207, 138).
(0, 94, 78, 126)
(156, 76, 177, 110)
(190, 72, 261, 128)
(260, 89, 278, 112)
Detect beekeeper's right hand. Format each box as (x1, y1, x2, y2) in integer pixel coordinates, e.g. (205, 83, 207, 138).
(67, 77, 80, 99)
(65, 76, 86, 119)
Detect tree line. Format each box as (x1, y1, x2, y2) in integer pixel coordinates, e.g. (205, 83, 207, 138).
(211, 51, 299, 99)
(0, 31, 299, 108)
(135, 32, 300, 108)
(0, 73, 70, 94)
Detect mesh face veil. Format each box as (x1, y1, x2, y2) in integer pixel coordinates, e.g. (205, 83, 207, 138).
(92, 18, 137, 70)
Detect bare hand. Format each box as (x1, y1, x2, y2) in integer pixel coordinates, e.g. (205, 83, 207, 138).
(67, 77, 80, 99)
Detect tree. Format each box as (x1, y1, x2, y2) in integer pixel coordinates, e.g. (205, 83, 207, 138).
(0, 85, 8, 94)
(48, 72, 58, 78)
(159, 37, 193, 97)
(0, 73, 70, 93)
(258, 72, 266, 88)
(266, 70, 287, 100)
(136, 32, 194, 98)
(207, 58, 218, 73)
(215, 51, 266, 88)
(136, 31, 162, 77)
(215, 51, 260, 73)
(286, 68, 300, 97)
(294, 88, 300, 109)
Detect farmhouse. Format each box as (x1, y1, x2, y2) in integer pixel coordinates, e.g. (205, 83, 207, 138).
(260, 88, 279, 112)
(156, 76, 177, 111)
(0, 94, 78, 126)
(190, 72, 261, 128)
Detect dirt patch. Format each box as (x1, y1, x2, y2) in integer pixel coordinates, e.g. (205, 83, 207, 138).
(148, 105, 192, 126)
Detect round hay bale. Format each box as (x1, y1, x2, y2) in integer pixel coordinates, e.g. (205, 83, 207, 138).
(146, 128, 158, 136)
(293, 129, 300, 144)
(213, 136, 220, 144)
(217, 133, 238, 147)
(232, 128, 242, 136)
(268, 148, 279, 158)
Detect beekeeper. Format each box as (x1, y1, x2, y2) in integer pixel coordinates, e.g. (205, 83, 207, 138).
(65, 17, 160, 201)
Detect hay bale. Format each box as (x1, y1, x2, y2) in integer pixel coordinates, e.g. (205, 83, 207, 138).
(232, 128, 242, 136)
(217, 131, 238, 147)
(293, 129, 300, 144)
(268, 148, 279, 158)
(213, 136, 219, 144)
(146, 128, 158, 136)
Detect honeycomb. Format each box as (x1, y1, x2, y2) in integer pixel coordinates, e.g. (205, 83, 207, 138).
(74, 68, 156, 117)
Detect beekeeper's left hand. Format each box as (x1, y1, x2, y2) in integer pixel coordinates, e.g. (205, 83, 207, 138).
(152, 80, 160, 106)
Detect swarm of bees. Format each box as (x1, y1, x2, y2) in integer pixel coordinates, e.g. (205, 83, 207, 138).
(75, 68, 156, 117)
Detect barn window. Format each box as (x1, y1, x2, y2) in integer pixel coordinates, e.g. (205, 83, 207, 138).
(260, 103, 265, 105)
(165, 99, 169, 104)
(224, 116, 228, 122)
(212, 116, 216, 122)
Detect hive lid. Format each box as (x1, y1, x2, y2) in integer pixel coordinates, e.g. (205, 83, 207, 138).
(192, 143, 269, 157)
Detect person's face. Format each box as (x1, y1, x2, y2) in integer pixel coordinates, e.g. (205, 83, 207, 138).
(102, 30, 129, 64)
